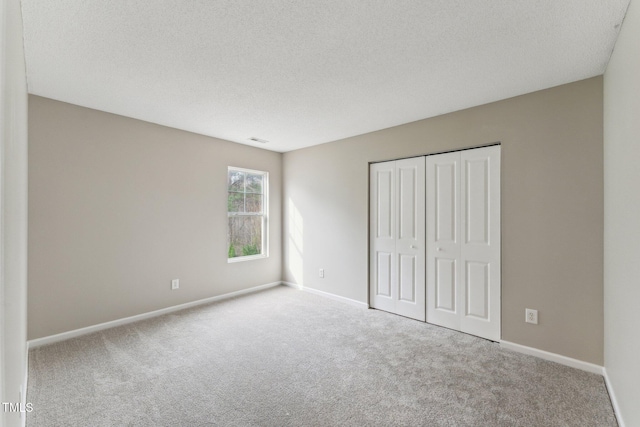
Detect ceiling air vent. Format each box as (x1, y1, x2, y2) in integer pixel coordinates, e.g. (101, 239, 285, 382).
(248, 137, 268, 144)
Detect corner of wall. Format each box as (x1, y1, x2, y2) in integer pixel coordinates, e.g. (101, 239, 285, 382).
(1, 0, 29, 426)
(603, 0, 640, 425)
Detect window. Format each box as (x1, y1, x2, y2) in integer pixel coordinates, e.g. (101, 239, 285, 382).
(227, 167, 268, 261)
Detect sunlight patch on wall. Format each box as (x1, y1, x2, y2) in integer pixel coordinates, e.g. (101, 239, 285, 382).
(287, 198, 304, 284)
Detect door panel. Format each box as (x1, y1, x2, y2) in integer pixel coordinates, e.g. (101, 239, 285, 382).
(399, 254, 416, 302)
(395, 157, 425, 320)
(427, 151, 460, 330)
(435, 162, 457, 243)
(376, 252, 392, 297)
(435, 258, 456, 311)
(465, 158, 489, 245)
(460, 146, 501, 340)
(427, 146, 501, 341)
(465, 261, 489, 319)
(376, 170, 394, 239)
(399, 166, 418, 240)
(370, 162, 396, 314)
(370, 157, 425, 321)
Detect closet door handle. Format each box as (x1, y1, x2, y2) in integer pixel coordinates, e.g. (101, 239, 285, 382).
(437, 247, 444, 252)
(410, 245, 417, 249)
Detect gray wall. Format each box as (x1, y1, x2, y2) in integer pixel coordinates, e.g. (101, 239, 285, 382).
(28, 96, 282, 339)
(604, 0, 640, 424)
(283, 77, 604, 365)
(2, 0, 29, 426)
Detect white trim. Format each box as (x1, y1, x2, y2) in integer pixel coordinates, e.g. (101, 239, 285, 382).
(27, 282, 282, 348)
(227, 165, 268, 176)
(282, 281, 369, 309)
(22, 342, 28, 427)
(227, 253, 268, 263)
(500, 340, 604, 375)
(603, 368, 626, 427)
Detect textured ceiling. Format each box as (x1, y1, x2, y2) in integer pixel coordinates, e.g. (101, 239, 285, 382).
(22, 0, 629, 152)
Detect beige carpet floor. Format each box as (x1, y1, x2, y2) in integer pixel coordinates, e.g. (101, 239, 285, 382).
(28, 285, 617, 426)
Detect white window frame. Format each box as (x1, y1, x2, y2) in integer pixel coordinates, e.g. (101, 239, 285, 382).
(227, 166, 269, 263)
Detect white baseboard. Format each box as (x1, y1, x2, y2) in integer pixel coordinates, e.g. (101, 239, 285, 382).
(27, 281, 282, 348)
(282, 281, 369, 309)
(500, 340, 604, 375)
(603, 368, 626, 427)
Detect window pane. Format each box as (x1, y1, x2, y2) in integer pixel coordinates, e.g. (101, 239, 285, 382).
(228, 216, 262, 258)
(246, 173, 263, 193)
(245, 193, 262, 213)
(228, 192, 245, 213)
(228, 170, 245, 192)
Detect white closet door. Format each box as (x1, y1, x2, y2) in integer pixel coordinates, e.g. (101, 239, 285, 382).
(396, 157, 426, 321)
(426, 146, 501, 341)
(426, 151, 461, 330)
(370, 157, 425, 321)
(370, 161, 396, 315)
(459, 146, 501, 340)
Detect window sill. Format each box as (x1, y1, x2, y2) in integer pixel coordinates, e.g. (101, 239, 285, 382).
(227, 254, 268, 263)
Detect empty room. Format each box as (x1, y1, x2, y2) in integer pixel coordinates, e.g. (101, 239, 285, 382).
(1, 0, 640, 426)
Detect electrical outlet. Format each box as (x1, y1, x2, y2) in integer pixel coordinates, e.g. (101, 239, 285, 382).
(171, 279, 180, 290)
(525, 308, 538, 324)
(319, 268, 324, 278)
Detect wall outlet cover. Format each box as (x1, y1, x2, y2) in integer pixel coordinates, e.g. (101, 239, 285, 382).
(525, 308, 538, 324)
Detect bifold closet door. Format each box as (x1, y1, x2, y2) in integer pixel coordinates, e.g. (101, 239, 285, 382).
(426, 145, 501, 341)
(370, 157, 425, 321)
